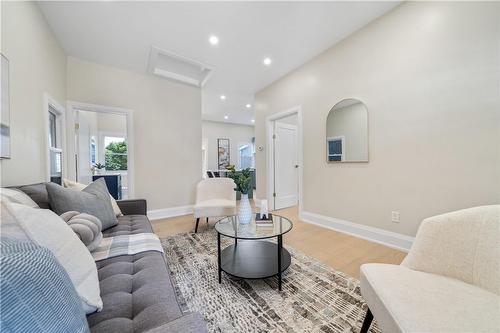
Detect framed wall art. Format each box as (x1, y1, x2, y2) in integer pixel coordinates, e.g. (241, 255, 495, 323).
(217, 138, 230, 169)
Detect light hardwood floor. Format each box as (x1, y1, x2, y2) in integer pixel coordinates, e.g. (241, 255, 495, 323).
(151, 204, 407, 279)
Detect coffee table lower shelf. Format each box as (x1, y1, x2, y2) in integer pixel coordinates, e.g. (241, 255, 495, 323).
(218, 240, 291, 290)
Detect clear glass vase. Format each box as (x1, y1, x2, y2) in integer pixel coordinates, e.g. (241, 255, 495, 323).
(238, 194, 252, 224)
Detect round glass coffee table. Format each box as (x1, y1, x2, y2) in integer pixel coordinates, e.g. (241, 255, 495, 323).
(215, 214, 293, 291)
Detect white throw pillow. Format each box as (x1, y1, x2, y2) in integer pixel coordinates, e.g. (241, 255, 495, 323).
(63, 178, 123, 217)
(0, 200, 103, 314)
(0, 188, 39, 208)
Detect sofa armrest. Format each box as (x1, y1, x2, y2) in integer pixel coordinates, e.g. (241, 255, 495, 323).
(116, 199, 147, 216)
(146, 313, 207, 333)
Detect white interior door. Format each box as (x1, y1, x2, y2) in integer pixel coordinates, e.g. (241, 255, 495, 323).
(274, 121, 298, 210)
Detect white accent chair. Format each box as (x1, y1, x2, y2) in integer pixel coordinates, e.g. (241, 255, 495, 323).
(360, 205, 500, 333)
(193, 178, 236, 233)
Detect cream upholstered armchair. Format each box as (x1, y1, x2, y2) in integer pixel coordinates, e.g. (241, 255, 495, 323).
(359, 205, 500, 333)
(193, 178, 236, 233)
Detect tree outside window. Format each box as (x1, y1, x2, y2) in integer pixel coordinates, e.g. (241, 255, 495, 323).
(104, 136, 127, 171)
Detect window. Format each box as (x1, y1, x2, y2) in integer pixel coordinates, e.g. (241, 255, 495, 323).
(104, 136, 127, 171)
(327, 136, 344, 162)
(239, 142, 254, 169)
(48, 104, 63, 184)
(90, 137, 97, 164)
(48, 111, 57, 148)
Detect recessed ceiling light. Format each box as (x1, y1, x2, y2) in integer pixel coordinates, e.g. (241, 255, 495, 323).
(220, 95, 226, 100)
(251, 119, 255, 123)
(263, 57, 272, 66)
(224, 115, 229, 119)
(245, 104, 252, 108)
(209, 35, 219, 45)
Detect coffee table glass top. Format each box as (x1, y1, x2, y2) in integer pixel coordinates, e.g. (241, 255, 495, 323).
(215, 213, 293, 240)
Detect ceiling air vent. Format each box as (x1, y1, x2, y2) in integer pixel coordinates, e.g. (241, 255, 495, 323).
(148, 46, 213, 87)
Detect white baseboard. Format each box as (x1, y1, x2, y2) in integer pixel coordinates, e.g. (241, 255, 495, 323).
(300, 210, 414, 252)
(147, 203, 413, 251)
(148, 205, 193, 220)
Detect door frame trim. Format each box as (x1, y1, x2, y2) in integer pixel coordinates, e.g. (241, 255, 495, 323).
(66, 101, 135, 198)
(265, 105, 303, 212)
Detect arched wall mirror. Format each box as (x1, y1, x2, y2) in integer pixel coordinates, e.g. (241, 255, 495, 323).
(326, 98, 368, 162)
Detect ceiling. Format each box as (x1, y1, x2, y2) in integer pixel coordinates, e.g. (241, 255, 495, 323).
(38, 1, 400, 125)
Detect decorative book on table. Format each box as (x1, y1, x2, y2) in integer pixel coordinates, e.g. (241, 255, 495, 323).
(255, 213, 273, 226)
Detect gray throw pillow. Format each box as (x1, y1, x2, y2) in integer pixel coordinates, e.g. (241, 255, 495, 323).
(46, 178, 118, 230)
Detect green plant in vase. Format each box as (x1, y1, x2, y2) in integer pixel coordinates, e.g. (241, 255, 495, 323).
(227, 167, 252, 194)
(227, 167, 253, 224)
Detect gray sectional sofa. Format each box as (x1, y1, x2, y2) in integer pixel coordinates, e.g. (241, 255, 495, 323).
(12, 183, 207, 333)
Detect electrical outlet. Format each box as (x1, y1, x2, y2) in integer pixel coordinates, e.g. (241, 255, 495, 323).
(391, 211, 400, 223)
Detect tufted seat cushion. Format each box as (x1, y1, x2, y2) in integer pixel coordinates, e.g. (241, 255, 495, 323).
(87, 251, 183, 333)
(103, 215, 153, 237)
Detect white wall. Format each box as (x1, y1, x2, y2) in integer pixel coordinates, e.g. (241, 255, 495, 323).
(67, 57, 201, 210)
(0, 1, 67, 186)
(97, 112, 126, 135)
(202, 120, 254, 170)
(255, 1, 500, 237)
(326, 102, 368, 161)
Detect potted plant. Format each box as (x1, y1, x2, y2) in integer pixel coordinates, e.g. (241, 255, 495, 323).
(93, 163, 105, 175)
(227, 166, 253, 224)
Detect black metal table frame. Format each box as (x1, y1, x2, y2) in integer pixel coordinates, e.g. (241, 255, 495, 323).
(216, 225, 291, 291)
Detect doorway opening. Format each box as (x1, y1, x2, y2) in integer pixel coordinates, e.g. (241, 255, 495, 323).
(266, 106, 303, 211)
(68, 102, 134, 199)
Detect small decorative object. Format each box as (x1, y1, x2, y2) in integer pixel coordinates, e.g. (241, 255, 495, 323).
(93, 163, 105, 175)
(260, 199, 269, 219)
(1, 54, 10, 159)
(255, 212, 273, 228)
(227, 166, 253, 224)
(217, 138, 230, 169)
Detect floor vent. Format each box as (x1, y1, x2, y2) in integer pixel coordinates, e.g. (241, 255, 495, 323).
(148, 45, 213, 87)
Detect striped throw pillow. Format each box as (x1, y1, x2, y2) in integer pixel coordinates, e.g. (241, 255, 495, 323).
(0, 240, 90, 333)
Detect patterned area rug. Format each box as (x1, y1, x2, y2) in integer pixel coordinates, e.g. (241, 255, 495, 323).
(161, 229, 379, 333)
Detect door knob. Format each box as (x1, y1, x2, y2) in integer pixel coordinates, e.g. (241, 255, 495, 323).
(295, 165, 299, 168)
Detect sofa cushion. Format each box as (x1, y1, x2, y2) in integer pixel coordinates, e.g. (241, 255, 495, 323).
(47, 179, 118, 230)
(0, 240, 90, 333)
(360, 263, 500, 333)
(0, 188, 39, 208)
(63, 179, 123, 217)
(87, 251, 183, 333)
(103, 215, 153, 237)
(10, 183, 50, 209)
